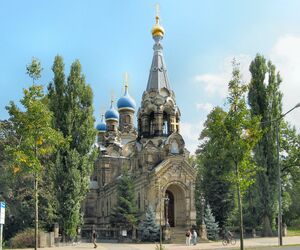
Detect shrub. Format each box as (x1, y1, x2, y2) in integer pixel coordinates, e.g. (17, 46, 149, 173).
(10, 228, 40, 248)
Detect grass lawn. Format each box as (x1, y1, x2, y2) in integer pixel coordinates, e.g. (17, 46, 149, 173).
(287, 227, 300, 236)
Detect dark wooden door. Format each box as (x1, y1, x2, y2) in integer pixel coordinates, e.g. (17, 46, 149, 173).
(165, 190, 175, 227)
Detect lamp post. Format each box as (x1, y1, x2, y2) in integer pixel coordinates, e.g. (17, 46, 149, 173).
(259, 103, 299, 245)
(275, 103, 300, 246)
(199, 193, 207, 241)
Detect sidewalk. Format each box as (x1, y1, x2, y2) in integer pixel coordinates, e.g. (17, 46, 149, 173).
(7, 236, 300, 250)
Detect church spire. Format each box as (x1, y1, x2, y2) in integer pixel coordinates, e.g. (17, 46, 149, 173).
(146, 5, 171, 91)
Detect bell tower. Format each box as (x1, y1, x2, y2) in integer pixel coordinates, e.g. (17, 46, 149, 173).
(138, 9, 180, 139)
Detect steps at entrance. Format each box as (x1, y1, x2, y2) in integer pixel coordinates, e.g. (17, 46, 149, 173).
(169, 226, 187, 244)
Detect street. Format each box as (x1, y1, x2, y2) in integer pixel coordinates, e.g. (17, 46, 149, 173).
(6, 236, 300, 250)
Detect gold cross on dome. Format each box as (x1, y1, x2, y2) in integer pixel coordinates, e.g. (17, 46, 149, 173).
(124, 72, 129, 90)
(171, 117, 179, 132)
(155, 3, 160, 18)
(110, 91, 115, 105)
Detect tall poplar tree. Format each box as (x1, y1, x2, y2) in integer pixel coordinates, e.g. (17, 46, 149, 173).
(248, 54, 282, 236)
(48, 56, 96, 239)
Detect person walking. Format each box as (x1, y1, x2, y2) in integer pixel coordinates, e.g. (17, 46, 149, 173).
(185, 229, 191, 246)
(192, 229, 198, 245)
(92, 229, 98, 248)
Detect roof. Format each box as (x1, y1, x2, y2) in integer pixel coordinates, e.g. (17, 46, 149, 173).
(146, 41, 171, 91)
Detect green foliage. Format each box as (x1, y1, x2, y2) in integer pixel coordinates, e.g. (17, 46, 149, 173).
(26, 57, 43, 83)
(0, 120, 55, 239)
(248, 54, 283, 236)
(280, 122, 300, 182)
(196, 107, 235, 228)
(110, 167, 139, 228)
(9, 228, 43, 248)
(222, 59, 262, 250)
(6, 85, 63, 174)
(223, 59, 261, 192)
(282, 124, 300, 226)
(4, 81, 63, 247)
(204, 204, 219, 240)
(47, 56, 96, 238)
(139, 205, 160, 242)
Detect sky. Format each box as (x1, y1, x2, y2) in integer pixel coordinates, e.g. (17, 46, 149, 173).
(1, 0, 300, 154)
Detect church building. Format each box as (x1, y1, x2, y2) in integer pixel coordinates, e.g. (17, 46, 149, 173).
(83, 12, 196, 237)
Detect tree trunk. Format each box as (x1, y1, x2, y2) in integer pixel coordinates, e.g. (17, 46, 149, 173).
(236, 163, 244, 250)
(262, 214, 273, 237)
(34, 173, 38, 250)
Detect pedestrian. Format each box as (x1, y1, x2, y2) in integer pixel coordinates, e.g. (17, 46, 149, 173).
(192, 229, 197, 245)
(92, 229, 97, 248)
(185, 229, 191, 246)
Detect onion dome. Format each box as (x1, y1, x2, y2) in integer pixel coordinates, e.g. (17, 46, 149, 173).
(96, 114, 106, 132)
(117, 85, 136, 111)
(105, 100, 119, 121)
(151, 15, 164, 39)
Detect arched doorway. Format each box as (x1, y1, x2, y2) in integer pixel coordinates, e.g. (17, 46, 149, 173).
(164, 184, 186, 227)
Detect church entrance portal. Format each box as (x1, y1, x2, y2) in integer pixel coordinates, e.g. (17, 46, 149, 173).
(164, 184, 186, 227)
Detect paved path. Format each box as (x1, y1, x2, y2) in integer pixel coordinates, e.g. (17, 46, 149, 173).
(7, 236, 300, 250)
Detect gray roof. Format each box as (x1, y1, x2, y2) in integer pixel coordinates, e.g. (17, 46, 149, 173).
(146, 42, 171, 91)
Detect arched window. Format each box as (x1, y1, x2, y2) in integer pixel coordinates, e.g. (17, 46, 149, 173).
(124, 115, 130, 124)
(149, 112, 155, 136)
(171, 140, 179, 154)
(137, 193, 141, 210)
(163, 112, 169, 136)
(102, 171, 105, 186)
(101, 201, 104, 216)
(106, 199, 109, 215)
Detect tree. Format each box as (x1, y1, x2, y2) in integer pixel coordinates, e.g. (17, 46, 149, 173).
(280, 122, 300, 226)
(26, 57, 43, 84)
(204, 204, 219, 240)
(110, 167, 139, 230)
(5, 83, 63, 250)
(248, 54, 283, 236)
(196, 107, 235, 228)
(0, 120, 33, 240)
(47, 56, 96, 239)
(223, 59, 261, 250)
(139, 205, 160, 242)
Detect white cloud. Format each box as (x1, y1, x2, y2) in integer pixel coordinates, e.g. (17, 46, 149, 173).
(196, 102, 213, 113)
(192, 37, 300, 131)
(270, 35, 300, 130)
(186, 35, 300, 154)
(194, 73, 229, 98)
(180, 120, 204, 154)
(194, 54, 251, 98)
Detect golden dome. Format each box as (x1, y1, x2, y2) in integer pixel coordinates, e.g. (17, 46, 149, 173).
(151, 16, 165, 38)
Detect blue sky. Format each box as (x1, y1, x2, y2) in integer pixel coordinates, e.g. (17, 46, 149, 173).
(1, 0, 300, 153)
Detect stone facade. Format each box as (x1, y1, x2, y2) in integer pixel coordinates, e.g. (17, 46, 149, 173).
(83, 14, 196, 236)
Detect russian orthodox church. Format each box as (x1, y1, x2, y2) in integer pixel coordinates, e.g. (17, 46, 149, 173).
(83, 12, 196, 237)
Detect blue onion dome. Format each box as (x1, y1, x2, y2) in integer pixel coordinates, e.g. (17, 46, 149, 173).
(96, 114, 106, 132)
(117, 85, 136, 111)
(105, 100, 119, 121)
